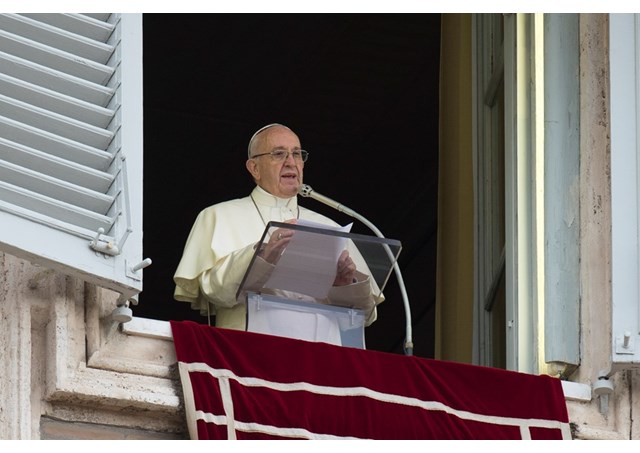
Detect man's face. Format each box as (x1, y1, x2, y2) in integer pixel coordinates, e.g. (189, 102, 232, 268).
(246, 126, 304, 198)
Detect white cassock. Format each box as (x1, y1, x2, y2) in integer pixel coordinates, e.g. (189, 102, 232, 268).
(173, 185, 383, 341)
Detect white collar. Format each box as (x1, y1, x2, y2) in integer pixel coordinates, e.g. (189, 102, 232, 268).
(251, 185, 298, 210)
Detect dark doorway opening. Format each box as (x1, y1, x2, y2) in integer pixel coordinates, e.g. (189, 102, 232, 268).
(138, 13, 440, 358)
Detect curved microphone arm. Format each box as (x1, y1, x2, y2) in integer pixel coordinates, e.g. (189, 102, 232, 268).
(298, 184, 414, 356)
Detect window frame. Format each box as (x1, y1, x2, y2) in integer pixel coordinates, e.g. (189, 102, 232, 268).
(473, 13, 544, 373)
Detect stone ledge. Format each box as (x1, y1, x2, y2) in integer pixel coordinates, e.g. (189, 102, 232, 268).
(41, 416, 187, 440)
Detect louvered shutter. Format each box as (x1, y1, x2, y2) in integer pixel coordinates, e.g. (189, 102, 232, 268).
(0, 13, 145, 301)
(610, 14, 640, 366)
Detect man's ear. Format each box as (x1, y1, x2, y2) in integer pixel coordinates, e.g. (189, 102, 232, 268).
(246, 159, 259, 180)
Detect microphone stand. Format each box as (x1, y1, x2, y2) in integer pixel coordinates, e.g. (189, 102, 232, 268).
(299, 185, 414, 356)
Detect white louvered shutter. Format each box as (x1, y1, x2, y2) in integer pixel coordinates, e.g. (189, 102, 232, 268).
(0, 13, 145, 301)
(610, 14, 640, 366)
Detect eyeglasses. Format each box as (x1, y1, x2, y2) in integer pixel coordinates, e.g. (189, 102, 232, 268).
(251, 149, 309, 163)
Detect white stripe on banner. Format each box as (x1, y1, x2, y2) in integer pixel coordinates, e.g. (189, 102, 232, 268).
(182, 361, 572, 439)
(218, 377, 236, 440)
(195, 410, 364, 440)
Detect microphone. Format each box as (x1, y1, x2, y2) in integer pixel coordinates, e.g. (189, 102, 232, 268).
(297, 183, 414, 356)
(298, 184, 359, 219)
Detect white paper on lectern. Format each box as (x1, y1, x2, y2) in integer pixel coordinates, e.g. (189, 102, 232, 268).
(264, 220, 353, 299)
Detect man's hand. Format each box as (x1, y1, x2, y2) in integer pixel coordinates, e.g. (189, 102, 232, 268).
(333, 249, 356, 286)
(259, 219, 296, 263)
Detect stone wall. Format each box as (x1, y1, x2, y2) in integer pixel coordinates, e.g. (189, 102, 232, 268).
(0, 252, 187, 440)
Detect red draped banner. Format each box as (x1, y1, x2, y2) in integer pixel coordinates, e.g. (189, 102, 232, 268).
(170, 320, 571, 440)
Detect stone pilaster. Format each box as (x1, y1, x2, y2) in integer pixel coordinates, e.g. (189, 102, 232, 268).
(0, 253, 34, 439)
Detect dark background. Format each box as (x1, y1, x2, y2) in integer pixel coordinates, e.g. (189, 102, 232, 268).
(137, 13, 441, 358)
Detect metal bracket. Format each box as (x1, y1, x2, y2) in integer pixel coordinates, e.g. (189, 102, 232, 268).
(126, 258, 152, 281)
(89, 228, 120, 256)
(614, 331, 635, 355)
(593, 376, 614, 415)
(348, 309, 356, 327)
(88, 154, 133, 257)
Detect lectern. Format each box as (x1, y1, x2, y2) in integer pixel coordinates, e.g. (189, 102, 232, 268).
(236, 221, 401, 348)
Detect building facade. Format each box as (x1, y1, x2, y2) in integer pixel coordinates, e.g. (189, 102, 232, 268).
(0, 12, 638, 439)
